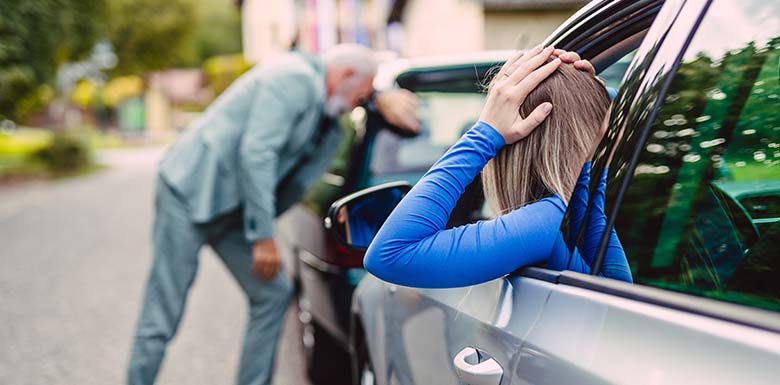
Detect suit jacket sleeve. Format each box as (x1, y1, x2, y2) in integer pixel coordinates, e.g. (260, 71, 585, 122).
(239, 70, 317, 242)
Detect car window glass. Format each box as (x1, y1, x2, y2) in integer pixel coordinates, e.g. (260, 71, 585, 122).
(368, 91, 485, 186)
(600, 50, 637, 91)
(613, 0, 780, 311)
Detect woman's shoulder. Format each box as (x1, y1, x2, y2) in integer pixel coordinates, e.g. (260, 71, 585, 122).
(536, 194, 567, 212)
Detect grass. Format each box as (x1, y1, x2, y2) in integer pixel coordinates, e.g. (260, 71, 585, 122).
(0, 126, 119, 182)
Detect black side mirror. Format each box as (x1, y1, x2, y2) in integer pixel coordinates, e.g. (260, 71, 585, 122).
(325, 181, 411, 252)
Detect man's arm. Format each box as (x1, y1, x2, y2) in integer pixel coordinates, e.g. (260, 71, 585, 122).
(370, 89, 421, 135)
(239, 70, 316, 279)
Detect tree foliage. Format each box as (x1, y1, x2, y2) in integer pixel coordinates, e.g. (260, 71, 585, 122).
(0, 0, 107, 120)
(106, 0, 242, 76)
(0, 0, 243, 121)
(107, 0, 196, 76)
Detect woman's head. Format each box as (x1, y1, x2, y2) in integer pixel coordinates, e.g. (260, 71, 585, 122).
(482, 61, 610, 215)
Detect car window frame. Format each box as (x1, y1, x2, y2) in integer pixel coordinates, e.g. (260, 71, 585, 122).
(588, 0, 711, 274)
(545, 0, 693, 271)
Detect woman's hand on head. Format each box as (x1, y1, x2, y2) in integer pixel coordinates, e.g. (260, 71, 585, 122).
(479, 46, 560, 145)
(552, 49, 605, 86)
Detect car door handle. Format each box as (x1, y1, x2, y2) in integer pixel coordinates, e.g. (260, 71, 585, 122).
(453, 347, 503, 385)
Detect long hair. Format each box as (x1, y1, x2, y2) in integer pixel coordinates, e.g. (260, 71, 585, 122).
(481, 62, 610, 215)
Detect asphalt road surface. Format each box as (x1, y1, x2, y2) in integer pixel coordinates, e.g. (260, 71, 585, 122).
(0, 147, 310, 385)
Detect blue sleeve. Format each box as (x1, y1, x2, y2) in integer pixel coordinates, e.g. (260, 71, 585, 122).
(568, 161, 591, 251)
(363, 121, 587, 288)
(582, 168, 633, 282)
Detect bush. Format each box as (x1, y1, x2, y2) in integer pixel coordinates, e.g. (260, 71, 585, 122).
(31, 133, 91, 175)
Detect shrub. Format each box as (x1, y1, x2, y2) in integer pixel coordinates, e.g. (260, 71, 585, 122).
(31, 133, 91, 175)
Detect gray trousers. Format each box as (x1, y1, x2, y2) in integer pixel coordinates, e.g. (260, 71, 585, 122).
(127, 177, 292, 385)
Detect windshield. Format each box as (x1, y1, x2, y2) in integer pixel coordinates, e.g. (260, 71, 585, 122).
(369, 91, 486, 185)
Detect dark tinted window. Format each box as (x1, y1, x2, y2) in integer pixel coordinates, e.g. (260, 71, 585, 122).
(616, 0, 780, 311)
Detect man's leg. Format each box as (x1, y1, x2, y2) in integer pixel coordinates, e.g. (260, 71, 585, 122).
(209, 228, 293, 385)
(127, 178, 206, 385)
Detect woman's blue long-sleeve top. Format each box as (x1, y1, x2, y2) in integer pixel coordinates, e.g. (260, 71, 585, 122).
(363, 121, 632, 288)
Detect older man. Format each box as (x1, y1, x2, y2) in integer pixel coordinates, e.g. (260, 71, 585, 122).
(127, 44, 418, 385)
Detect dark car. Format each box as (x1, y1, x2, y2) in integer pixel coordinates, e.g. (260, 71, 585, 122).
(320, 0, 780, 384)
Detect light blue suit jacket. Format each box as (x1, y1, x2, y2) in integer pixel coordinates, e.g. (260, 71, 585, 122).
(159, 52, 342, 242)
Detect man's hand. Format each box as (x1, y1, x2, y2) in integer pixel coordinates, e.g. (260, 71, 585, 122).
(374, 89, 421, 134)
(252, 238, 281, 281)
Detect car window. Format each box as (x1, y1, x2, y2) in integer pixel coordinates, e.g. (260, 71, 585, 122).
(368, 91, 485, 186)
(613, 0, 780, 311)
(600, 50, 637, 91)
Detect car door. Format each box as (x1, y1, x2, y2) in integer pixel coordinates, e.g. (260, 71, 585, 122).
(517, 0, 780, 384)
(376, 1, 674, 385)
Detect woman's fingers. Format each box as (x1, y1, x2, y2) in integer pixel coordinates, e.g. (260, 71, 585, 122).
(558, 51, 582, 63)
(498, 49, 527, 76)
(509, 57, 561, 102)
(511, 102, 553, 143)
(573, 59, 596, 77)
(502, 45, 544, 77)
(507, 46, 555, 85)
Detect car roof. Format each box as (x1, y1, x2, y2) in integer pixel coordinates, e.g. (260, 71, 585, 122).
(374, 50, 514, 90)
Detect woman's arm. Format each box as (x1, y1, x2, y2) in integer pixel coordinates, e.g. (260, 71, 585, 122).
(364, 122, 573, 288)
(364, 46, 570, 288)
(581, 168, 633, 282)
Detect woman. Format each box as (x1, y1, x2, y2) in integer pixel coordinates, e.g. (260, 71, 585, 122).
(363, 46, 632, 288)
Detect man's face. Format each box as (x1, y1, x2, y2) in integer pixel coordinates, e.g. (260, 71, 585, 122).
(325, 67, 375, 117)
(343, 75, 375, 109)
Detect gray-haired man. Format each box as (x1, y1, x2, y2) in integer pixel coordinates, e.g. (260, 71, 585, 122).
(127, 44, 419, 385)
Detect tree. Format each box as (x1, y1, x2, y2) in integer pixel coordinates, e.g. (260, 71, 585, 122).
(0, 0, 107, 121)
(189, 0, 243, 64)
(106, 0, 196, 76)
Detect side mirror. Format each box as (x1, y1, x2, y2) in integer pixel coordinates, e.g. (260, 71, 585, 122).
(325, 181, 411, 253)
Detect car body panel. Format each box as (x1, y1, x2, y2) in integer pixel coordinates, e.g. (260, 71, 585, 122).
(518, 276, 780, 385)
(354, 273, 558, 385)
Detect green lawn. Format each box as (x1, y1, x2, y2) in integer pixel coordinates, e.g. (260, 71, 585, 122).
(0, 127, 118, 180)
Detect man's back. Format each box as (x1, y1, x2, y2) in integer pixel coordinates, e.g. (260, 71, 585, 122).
(158, 52, 328, 225)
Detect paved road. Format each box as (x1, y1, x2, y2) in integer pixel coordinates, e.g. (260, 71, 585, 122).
(0, 147, 310, 385)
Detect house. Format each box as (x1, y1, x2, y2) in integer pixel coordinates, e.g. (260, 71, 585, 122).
(238, 0, 587, 61)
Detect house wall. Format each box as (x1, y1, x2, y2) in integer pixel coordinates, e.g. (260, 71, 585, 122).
(401, 0, 484, 56)
(483, 9, 578, 50)
(241, 0, 297, 63)
(239, 1, 583, 60)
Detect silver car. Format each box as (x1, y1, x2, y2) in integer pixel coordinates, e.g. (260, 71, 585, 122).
(326, 0, 780, 384)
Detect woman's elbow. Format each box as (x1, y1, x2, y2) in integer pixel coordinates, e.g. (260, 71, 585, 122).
(363, 243, 388, 279)
(363, 242, 409, 285)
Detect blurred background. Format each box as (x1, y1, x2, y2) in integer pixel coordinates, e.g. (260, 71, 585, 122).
(0, 0, 588, 178)
(0, 1, 586, 384)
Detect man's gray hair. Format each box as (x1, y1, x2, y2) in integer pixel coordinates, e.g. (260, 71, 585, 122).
(322, 44, 378, 78)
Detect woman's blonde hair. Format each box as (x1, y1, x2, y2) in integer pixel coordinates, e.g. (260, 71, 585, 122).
(482, 61, 610, 215)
